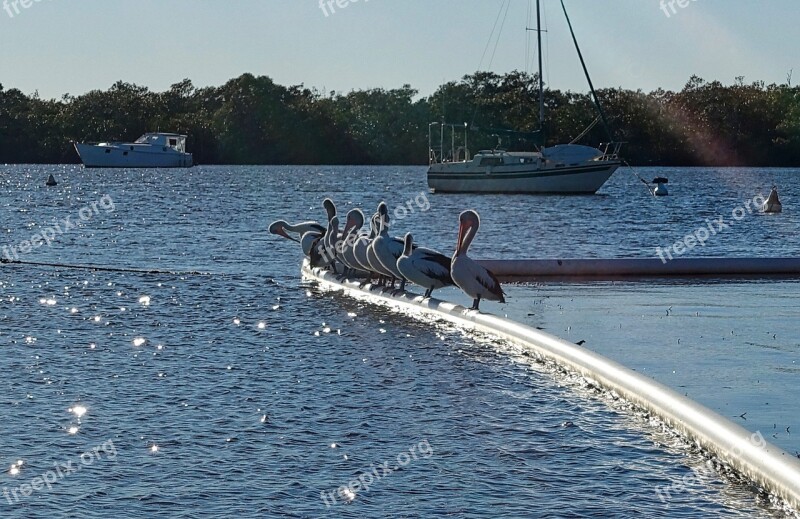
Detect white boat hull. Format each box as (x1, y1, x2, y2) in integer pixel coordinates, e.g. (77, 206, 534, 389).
(427, 161, 619, 194)
(74, 143, 193, 168)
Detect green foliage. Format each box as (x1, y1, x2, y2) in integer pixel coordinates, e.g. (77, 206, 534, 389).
(1, 72, 799, 166)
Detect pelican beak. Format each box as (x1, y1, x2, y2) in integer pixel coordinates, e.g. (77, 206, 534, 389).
(280, 229, 299, 243)
(456, 221, 466, 254)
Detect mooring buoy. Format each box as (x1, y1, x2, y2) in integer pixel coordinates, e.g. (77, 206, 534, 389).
(653, 177, 668, 197)
(763, 187, 782, 213)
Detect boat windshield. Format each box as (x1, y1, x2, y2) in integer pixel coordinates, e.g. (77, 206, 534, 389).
(134, 134, 157, 144)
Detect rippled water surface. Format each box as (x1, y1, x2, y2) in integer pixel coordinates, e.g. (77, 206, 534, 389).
(1, 165, 798, 518)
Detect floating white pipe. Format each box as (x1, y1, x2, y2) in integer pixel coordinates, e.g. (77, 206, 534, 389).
(302, 260, 800, 512)
(477, 258, 800, 281)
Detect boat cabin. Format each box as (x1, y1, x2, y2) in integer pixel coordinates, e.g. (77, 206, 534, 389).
(134, 133, 188, 153)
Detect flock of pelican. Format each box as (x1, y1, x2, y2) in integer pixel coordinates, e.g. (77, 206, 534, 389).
(270, 199, 506, 310)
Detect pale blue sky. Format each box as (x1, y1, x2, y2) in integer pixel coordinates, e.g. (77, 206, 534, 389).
(1, 1, 798, 100)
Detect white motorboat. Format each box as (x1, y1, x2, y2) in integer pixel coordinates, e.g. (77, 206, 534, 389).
(427, 0, 622, 194)
(74, 133, 193, 168)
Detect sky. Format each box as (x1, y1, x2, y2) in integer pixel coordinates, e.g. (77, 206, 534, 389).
(1, 0, 799, 100)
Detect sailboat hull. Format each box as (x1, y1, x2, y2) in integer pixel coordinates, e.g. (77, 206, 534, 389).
(427, 161, 619, 194)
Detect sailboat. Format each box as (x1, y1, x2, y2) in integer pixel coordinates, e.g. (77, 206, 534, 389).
(427, 0, 622, 194)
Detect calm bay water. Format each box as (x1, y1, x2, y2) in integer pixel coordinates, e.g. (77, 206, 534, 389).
(1, 164, 798, 518)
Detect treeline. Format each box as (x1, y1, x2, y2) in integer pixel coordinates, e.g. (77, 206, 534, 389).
(1, 72, 799, 166)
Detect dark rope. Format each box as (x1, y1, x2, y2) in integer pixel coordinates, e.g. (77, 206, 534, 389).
(0, 257, 216, 276)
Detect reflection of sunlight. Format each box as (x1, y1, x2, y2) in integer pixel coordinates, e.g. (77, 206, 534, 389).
(139, 295, 151, 306)
(68, 426, 79, 435)
(70, 405, 87, 418)
(133, 337, 147, 347)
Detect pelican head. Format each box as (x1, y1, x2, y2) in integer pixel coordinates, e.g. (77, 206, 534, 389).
(323, 198, 336, 222)
(268, 220, 299, 243)
(376, 202, 390, 233)
(403, 233, 414, 256)
(343, 208, 364, 238)
(456, 210, 481, 254)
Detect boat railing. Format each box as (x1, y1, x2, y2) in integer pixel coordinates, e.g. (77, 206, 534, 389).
(429, 122, 470, 165)
(599, 142, 625, 161)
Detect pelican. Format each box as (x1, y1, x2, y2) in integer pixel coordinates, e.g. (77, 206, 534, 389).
(269, 198, 335, 254)
(322, 215, 342, 273)
(339, 209, 371, 278)
(369, 202, 407, 289)
(397, 233, 453, 298)
(309, 215, 339, 270)
(269, 220, 325, 248)
(353, 212, 380, 283)
(451, 210, 505, 311)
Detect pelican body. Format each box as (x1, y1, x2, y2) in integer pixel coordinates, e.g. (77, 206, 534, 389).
(396, 233, 453, 298)
(339, 209, 371, 277)
(451, 210, 505, 310)
(369, 202, 407, 288)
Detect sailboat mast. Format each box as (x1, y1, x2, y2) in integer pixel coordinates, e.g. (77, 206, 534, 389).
(536, 0, 545, 134)
(560, 0, 613, 142)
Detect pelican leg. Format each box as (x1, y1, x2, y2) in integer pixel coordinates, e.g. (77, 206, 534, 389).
(471, 296, 481, 310)
(391, 278, 406, 296)
(424, 288, 433, 298)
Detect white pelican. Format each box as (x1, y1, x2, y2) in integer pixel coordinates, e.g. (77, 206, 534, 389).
(396, 233, 453, 298)
(353, 212, 380, 283)
(310, 215, 339, 271)
(270, 198, 335, 255)
(369, 202, 407, 289)
(323, 215, 342, 272)
(451, 210, 505, 311)
(339, 209, 371, 278)
(269, 220, 325, 256)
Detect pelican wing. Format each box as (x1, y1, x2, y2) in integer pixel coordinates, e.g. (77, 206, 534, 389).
(479, 267, 506, 303)
(413, 250, 453, 284)
(453, 256, 505, 303)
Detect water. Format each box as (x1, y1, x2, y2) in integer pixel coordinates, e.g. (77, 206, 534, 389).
(0, 164, 798, 517)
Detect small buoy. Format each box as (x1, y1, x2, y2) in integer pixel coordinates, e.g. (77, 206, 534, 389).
(763, 187, 782, 213)
(46, 174, 58, 187)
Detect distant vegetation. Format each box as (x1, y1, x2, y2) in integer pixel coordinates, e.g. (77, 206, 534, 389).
(1, 72, 800, 166)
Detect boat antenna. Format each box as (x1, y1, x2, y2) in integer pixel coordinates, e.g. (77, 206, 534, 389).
(560, 0, 614, 142)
